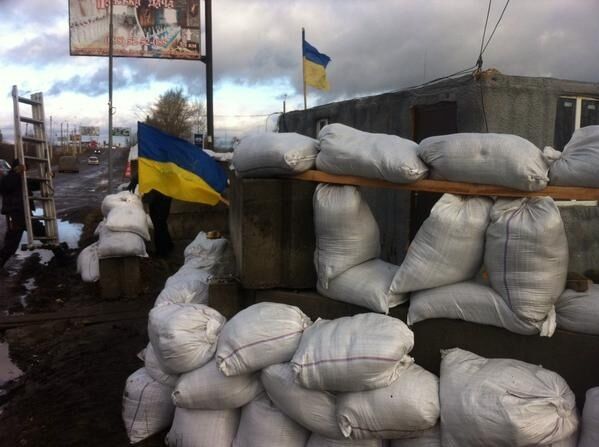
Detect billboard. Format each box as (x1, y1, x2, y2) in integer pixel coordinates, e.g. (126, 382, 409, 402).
(80, 126, 100, 136)
(69, 0, 201, 60)
(112, 127, 131, 137)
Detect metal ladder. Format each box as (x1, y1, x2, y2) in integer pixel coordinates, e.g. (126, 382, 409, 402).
(11, 85, 60, 249)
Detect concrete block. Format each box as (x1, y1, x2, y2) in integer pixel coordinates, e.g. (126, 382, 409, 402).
(208, 280, 245, 319)
(99, 257, 141, 299)
(229, 175, 317, 289)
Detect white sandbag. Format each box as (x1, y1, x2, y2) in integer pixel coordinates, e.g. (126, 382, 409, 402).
(390, 425, 441, 447)
(77, 242, 99, 282)
(408, 281, 556, 337)
(101, 190, 143, 216)
(232, 393, 310, 447)
(233, 132, 318, 177)
(96, 224, 148, 259)
(142, 342, 179, 387)
(216, 302, 311, 376)
(550, 125, 599, 187)
(183, 232, 234, 276)
(105, 204, 150, 240)
(306, 433, 385, 447)
(485, 197, 568, 323)
(261, 363, 344, 439)
(291, 313, 414, 392)
(317, 123, 428, 183)
(165, 407, 240, 447)
(318, 259, 406, 314)
(389, 194, 492, 293)
(314, 184, 380, 288)
(172, 359, 263, 409)
(122, 368, 174, 444)
(154, 266, 212, 307)
(337, 364, 439, 440)
(148, 303, 226, 374)
(555, 284, 599, 335)
(417, 133, 552, 191)
(440, 348, 579, 447)
(579, 387, 599, 447)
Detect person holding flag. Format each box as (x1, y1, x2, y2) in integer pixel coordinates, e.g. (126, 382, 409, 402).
(128, 122, 228, 258)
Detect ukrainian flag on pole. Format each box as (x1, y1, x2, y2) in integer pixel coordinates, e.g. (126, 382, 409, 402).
(303, 35, 331, 91)
(137, 122, 227, 205)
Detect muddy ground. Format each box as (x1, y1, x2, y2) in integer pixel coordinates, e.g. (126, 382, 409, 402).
(0, 151, 180, 446)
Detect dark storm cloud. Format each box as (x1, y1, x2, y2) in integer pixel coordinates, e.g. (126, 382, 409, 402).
(2, 32, 71, 65)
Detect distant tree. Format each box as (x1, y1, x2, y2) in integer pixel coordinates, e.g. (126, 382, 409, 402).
(145, 88, 204, 140)
(0, 129, 3, 143)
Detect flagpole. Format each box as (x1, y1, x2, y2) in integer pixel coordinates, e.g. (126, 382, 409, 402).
(302, 27, 307, 110)
(107, 0, 114, 194)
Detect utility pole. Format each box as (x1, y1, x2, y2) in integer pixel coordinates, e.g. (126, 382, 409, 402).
(107, 0, 114, 193)
(204, 0, 213, 150)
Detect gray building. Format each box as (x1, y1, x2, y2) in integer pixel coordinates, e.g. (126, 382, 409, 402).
(279, 70, 599, 271)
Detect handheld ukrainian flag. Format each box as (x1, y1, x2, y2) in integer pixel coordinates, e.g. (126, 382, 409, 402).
(303, 32, 331, 91)
(137, 122, 227, 205)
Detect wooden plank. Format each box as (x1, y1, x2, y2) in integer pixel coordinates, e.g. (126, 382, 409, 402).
(293, 170, 599, 201)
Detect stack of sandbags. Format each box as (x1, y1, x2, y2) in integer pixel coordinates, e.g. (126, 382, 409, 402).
(161, 302, 312, 447)
(406, 195, 567, 337)
(417, 133, 558, 191)
(154, 265, 213, 307)
(95, 191, 150, 259)
(440, 348, 579, 446)
(233, 132, 318, 177)
(555, 284, 599, 335)
(389, 425, 441, 446)
(317, 123, 428, 183)
(314, 184, 405, 312)
(259, 313, 439, 443)
(550, 125, 599, 187)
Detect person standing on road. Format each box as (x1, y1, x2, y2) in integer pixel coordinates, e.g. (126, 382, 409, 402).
(0, 160, 27, 272)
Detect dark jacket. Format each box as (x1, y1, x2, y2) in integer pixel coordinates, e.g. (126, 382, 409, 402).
(0, 170, 24, 215)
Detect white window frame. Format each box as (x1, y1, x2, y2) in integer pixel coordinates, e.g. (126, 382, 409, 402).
(315, 118, 329, 135)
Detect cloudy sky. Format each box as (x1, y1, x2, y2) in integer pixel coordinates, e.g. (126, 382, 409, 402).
(1, 0, 598, 146)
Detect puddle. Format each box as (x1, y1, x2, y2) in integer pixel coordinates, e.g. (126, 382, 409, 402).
(0, 342, 23, 386)
(16, 218, 83, 265)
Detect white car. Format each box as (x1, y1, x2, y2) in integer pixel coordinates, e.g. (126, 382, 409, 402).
(87, 156, 100, 165)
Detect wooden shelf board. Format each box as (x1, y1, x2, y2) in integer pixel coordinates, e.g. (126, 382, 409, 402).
(292, 170, 599, 201)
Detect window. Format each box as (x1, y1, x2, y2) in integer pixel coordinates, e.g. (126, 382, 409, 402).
(315, 118, 329, 135)
(554, 96, 599, 150)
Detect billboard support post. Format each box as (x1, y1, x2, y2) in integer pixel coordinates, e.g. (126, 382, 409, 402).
(205, 0, 213, 150)
(107, 0, 114, 194)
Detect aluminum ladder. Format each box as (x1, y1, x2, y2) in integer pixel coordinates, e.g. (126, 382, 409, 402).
(11, 85, 60, 249)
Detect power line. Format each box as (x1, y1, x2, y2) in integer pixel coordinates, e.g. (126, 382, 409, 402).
(481, 0, 511, 55)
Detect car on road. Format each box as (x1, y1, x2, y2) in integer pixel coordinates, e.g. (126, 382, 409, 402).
(0, 159, 11, 176)
(93, 148, 102, 154)
(87, 156, 100, 165)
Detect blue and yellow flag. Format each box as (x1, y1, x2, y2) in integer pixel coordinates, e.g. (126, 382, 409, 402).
(303, 39, 331, 91)
(137, 122, 227, 205)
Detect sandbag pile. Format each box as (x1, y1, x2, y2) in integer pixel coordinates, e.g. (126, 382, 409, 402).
(555, 284, 599, 335)
(232, 132, 318, 177)
(440, 348, 579, 447)
(77, 191, 150, 282)
(403, 194, 567, 336)
(314, 184, 406, 313)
